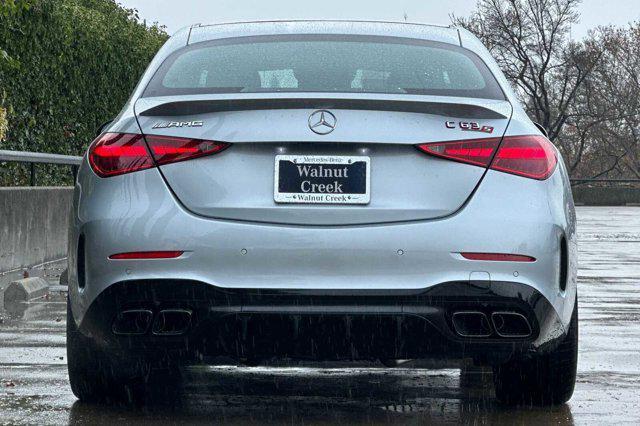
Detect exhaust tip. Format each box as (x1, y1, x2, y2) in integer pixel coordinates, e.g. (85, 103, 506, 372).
(112, 309, 153, 335)
(491, 312, 532, 338)
(152, 309, 192, 336)
(451, 311, 492, 338)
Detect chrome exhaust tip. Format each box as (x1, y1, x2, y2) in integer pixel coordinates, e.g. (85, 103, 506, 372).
(491, 312, 532, 338)
(112, 309, 153, 335)
(451, 311, 492, 338)
(152, 309, 192, 336)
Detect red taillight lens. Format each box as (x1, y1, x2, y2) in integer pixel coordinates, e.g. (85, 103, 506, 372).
(416, 138, 501, 167)
(491, 135, 557, 180)
(145, 135, 230, 165)
(416, 135, 557, 180)
(89, 133, 154, 177)
(461, 253, 536, 262)
(89, 133, 230, 178)
(109, 251, 184, 260)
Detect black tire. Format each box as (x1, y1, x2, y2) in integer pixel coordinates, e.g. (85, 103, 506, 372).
(493, 298, 578, 406)
(66, 300, 163, 403)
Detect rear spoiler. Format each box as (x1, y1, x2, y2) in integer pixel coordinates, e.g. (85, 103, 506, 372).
(137, 95, 510, 119)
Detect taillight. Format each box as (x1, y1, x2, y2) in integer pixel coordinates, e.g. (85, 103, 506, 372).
(145, 135, 230, 165)
(416, 135, 557, 180)
(491, 135, 557, 180)
(89, 133, 230, 178)
(89, 133, 154, 178)
(416, 138, 501, 167)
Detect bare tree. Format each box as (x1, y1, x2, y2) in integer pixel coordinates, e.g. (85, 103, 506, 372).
(576, 25, 640, 178)
(452, 0, 602, 143)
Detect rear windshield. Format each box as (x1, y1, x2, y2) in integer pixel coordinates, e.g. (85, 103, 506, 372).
(143, 35, 504, 100)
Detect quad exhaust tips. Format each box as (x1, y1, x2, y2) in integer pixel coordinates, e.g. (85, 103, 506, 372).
(451, 310, 532, 338)
(113, 308, 530, 339)
(112, 309, 192, 336)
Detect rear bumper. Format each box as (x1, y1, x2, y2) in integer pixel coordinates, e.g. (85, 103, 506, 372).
(76, 279, 566, 365)
(69, 157, 577, 342)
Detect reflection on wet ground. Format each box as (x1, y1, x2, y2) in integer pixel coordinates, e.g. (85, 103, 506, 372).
(0, 207, 639, 424)
(66, 366, 575, 425)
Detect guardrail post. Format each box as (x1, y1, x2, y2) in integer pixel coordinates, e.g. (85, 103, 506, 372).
(30, 163, 35, 186)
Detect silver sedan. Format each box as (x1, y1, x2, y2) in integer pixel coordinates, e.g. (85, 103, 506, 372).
(66, 20, 578, 406)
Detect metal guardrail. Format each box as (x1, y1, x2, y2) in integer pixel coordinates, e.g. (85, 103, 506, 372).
(0, 149, 83, 186)
(570, 178, 640, 186)
(571, 178, 640, 183)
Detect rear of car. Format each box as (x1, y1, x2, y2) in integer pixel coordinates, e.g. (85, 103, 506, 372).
(66, 21, 577, 405)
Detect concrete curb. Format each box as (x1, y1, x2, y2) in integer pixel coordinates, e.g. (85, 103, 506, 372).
(3, 277, 49, 307)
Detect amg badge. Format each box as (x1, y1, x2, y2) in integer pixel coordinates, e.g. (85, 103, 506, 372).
(152, 120, 204, 129)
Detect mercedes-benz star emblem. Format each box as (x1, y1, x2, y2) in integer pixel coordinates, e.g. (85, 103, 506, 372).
(308, 110, 337, 135)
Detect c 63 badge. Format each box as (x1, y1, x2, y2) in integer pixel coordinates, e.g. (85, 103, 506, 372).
(445, 121, 494, 134)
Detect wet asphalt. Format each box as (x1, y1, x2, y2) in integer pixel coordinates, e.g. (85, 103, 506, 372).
(0, 206, 639, 425)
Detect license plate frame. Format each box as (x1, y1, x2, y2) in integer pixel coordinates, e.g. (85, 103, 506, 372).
(274, 155, 371, 205)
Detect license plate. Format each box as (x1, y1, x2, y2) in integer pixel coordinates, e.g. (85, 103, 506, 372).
(274, 155, 371, 204)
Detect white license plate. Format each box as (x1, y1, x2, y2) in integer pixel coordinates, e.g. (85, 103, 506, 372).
(274, 155, 371, 205)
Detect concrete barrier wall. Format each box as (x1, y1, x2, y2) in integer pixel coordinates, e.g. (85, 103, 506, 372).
(573, 187, 640, 206)
(0, 187, 72, 273)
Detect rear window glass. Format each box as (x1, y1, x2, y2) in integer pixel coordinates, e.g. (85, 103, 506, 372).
(143, 35, 504, 100)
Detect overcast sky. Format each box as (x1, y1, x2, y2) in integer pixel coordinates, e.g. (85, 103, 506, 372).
(116, 0, 640, 39)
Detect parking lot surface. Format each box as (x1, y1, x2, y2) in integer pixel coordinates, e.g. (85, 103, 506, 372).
(0, 206, 639, 424)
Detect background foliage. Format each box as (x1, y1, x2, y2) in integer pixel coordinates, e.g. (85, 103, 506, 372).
(455, 0, 640, 181)
(0, 0, 167, 185)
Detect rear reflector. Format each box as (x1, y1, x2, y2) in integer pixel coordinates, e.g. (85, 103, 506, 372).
(89, 133, 229, 178)
(461, 253, 536, 262)
(416, 135, 557, 180)
(109, 251, 184, 260)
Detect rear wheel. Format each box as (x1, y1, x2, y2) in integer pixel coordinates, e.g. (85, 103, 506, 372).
(66, 300, 181, 403)
(493, 299, 578, 406)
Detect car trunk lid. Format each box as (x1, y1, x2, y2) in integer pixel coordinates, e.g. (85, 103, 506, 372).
(134, 94, 512, 225)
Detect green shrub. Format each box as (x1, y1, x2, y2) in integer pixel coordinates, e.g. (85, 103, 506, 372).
(0, 0, 167, 185)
